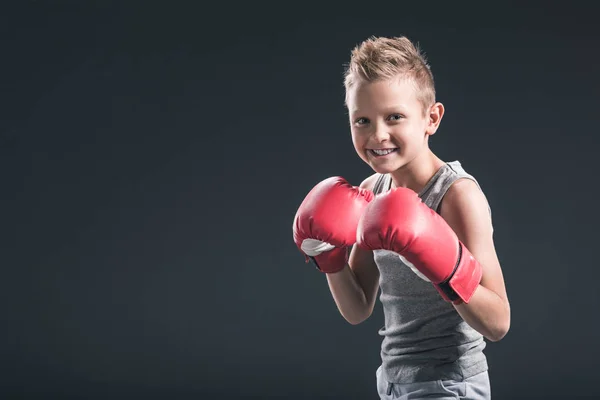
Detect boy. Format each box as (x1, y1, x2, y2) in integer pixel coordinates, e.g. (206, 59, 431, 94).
(293, 36, 510, 399)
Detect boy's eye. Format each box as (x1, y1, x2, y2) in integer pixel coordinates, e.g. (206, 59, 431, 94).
(355, 117, 369, 125)
(388, 114, 403, 121)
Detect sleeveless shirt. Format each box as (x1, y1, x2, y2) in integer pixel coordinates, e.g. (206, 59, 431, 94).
(371, 161, 490, 384)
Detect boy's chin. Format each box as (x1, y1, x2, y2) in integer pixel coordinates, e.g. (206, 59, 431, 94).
(368, 160, 405, 174)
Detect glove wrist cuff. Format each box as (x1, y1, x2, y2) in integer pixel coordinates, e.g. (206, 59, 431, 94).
(435, 242, 482, 304)
(310, 247, 348, 274)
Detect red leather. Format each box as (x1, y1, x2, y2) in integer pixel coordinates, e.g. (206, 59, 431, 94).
(445, 243, 482, 304)
(293, 177, 373, 273)
(357, 187, 482, 303)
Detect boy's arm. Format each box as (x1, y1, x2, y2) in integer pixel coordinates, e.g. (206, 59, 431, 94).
(326, 174, 381, 325)
(439, 178, 511, 342)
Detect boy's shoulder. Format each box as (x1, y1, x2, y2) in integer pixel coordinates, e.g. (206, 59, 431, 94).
(445, 177, 483, 202)
(440, 176, 492, 229)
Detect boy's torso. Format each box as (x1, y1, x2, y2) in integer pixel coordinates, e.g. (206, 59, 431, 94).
(371, 161, 489, 384)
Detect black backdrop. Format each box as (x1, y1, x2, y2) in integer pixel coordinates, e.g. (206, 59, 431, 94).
(2, 2, 599, 399)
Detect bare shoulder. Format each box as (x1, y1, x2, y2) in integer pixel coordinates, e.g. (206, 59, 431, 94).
(440, 178, 489, 217)
(358, 173, 381, 191)
(439, 177, 493, 241)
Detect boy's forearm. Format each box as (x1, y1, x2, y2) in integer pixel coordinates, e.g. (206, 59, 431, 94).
(325, 265, 371, 325)
(454, 284, 510, 342)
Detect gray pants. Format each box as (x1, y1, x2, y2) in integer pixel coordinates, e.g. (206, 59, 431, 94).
(376, 365, 491, 399)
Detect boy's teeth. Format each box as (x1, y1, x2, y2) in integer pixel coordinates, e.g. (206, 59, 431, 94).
(372, 149, 395, 155)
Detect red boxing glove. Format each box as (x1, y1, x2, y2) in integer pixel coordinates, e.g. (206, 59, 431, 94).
(293, 177, 374, 273)
(356, 187, 482, 304)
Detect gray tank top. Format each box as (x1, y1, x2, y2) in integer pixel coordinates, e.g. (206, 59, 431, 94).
(372, 161, 489, 384)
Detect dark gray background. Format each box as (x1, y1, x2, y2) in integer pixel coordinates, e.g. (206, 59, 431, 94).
(2, 2, 598, 399)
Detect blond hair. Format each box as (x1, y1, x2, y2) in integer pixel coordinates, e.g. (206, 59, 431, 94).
(344, 36, 436, 115)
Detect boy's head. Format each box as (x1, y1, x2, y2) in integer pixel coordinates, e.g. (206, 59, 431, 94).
(343, 36, 444, 174)
(344, 36, 435, 116)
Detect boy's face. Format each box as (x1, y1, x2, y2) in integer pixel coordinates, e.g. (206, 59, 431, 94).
(346, 77, 442, 174)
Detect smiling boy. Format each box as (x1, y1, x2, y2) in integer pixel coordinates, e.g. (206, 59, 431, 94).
(293, 36, 510, 399)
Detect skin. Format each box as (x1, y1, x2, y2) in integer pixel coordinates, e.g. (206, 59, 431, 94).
(326, 76, 510, 342)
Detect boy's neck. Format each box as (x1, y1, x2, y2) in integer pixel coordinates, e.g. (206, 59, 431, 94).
(389, 148, 445, 194)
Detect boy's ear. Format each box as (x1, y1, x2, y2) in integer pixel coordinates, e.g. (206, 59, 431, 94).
(426, 102, 445, 135)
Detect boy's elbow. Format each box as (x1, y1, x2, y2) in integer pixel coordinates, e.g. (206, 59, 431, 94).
(485, 297, 511, 342)
(347, 317, 365, 325)
(487, 320, 510, 342)
(343, 309, 372, 325)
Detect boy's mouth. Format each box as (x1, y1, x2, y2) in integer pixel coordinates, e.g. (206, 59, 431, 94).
(369, 148, 398, 157)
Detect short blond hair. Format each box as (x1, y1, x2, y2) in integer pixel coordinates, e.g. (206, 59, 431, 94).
(344, 36, 436, 115)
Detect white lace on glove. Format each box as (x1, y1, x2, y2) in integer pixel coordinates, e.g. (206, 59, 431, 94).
(301, 239, 335, 257)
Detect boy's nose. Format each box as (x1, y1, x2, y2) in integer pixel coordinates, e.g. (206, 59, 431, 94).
(372, 123, 391, 142)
